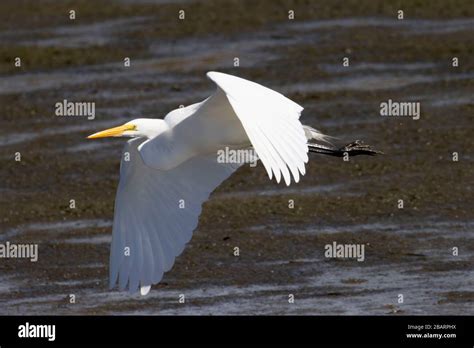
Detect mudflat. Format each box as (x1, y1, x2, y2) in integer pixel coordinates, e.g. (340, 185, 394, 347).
(0, 0, 472, 314)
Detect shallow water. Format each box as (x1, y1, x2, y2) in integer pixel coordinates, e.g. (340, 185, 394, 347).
(1, 213, 472, 315)
(287, 17, 474, 34)
(284, 72, 474, 94)
(2, 219, 112, 240)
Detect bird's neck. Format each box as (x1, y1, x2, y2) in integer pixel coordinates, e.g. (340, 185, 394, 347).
(140, 119, 169, 139)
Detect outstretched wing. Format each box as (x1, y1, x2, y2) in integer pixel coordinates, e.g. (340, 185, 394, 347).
(206, 71, 309, 185)
(110, 138, 242, 294)
(138, 71, 309, 185)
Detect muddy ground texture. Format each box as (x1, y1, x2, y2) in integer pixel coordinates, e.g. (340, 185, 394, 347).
(0, 0, 473, 314)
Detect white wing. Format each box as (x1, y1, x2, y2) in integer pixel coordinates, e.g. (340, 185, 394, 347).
(110, 138, 242, 294)
(206, 71, 309, 185)
(138, 71, 309, 185)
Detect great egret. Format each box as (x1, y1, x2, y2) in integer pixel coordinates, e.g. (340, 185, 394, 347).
(88, 71, 380, 295)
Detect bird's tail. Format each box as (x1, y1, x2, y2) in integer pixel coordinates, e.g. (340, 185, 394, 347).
(303, 125, 338, 145)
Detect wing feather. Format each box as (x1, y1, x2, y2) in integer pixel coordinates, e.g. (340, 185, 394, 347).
(110, 138, 243, 294)
(139, 72, 308, 185)
(206, 71, 308, 185)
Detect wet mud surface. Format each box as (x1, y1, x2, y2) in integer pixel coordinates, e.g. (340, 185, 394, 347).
(0, 0, 473, 314)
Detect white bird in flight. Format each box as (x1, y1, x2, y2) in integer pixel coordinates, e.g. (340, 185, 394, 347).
(88, 71, 380, 295)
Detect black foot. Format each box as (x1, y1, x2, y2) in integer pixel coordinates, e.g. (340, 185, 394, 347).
(308, 140, 383, 157)
(337, 140, 384, 156)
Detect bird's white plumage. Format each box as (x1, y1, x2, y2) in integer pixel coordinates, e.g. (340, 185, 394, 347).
(138, 72, 308, 184)
(206, 72, 308, 186)
(110, 137, 243, 293)
(106, 71, 312, 294)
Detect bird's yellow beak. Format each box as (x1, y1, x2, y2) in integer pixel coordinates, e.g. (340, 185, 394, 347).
(87, 124, 135, 139)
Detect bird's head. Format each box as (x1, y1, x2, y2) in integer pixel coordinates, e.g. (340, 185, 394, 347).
(87, 118, 166, 139)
